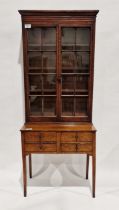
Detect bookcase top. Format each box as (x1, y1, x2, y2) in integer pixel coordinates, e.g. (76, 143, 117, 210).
(18, 10, 99, 17)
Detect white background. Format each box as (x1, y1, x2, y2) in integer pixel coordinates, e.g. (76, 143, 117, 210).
(0, 0, 119, 209)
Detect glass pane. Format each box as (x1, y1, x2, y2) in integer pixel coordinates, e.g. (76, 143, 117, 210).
(61, 27, 90, 73)
(44, 97, 56, 116)
(29, 75, 42, 94)
(62, 52, 77, 70)
(77, 52, 90, 70)
(62, 75, 75, 94)
(62, 51, 89, 73)
(62, 27, 90, 51)
(30, 96, 56, 116)
(75, 97, 88, 116)
(62, 97, 88, 116)
(28, 28, 41, 50)
(42, 28, 56, 51)
(76, 76, 88, 93)
(62, 97, 74, 116)
(62, 28, 75, 50)
(42, 52, 56, 71)
(29, 75, 56, 95)
(76, 28, 90, 50)
(30, 96, 42, 115)
(43, 75, 56, 92)
(28, 27, 56, 117)
(61, 75, 88, 94)
(28, 27, 56, 51)
(28, 52, 56, 73)
(29, 52, 42, 68)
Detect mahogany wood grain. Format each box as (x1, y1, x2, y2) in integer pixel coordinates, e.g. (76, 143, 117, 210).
(60, 132, 76, 142)
(19, 10, 98, 198)
(24, 131, 57, 143)
(21, 123, 96, 132)
(77, 142, 93, 153)
(25, 143, 57, 153)
(18, 10, 99, 17)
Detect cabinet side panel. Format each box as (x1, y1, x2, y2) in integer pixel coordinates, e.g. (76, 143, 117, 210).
(21, 19, 30, 122)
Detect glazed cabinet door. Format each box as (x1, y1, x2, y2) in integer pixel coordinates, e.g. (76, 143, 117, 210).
(60, 26, 91, 121)
(24, 24, 93, 122)
(25, 26, 58, 121)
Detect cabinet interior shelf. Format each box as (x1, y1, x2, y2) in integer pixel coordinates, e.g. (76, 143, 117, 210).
(28, 73, 56, 75)
(29, 94, 88, 97)
(61, 95, 88, 97)
(61, 73, 89, 75)
(28, 68, 89, 72)
(29, 67, 56, 70)
(62, 89, 88, 92)
(30, 89, 88, 93)
(62, 67, 89, 70)
(28, 49, 89, 52)
(28, 73, 89, 75)
(28, 44, 56, 46)
(62, 50, 90, 52)
(30, 89, 56, 92)
(61, 115, 88, 118)
(28, 50, 56, 52)
(29, 95, 56, 97)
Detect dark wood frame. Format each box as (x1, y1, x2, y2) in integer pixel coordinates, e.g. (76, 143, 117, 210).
(19, 10, 98, 198)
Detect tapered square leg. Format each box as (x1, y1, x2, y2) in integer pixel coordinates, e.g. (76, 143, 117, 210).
(22, 155, 27, 197)
(86, 154, 89, 179)
(21, 133, 27, 197)
(29, 154, 32, 178)
(92, 155, 96, 198)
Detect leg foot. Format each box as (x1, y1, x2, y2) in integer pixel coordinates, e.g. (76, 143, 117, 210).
(24, 190, 27, 197)
(22, 155, 27, 197)
(93, 192, 95, 198)
(86, 154, 89, 179)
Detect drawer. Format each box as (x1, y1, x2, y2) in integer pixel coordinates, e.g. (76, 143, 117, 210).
(61, 143, 76, 152)
(77, 142, 93, 153)
(60, 132, 76, 142)
(78, 132, 93, 142)
(61, 142, 93, 153)
(24, 132, 56, 143)
(25, 142, 57, 152)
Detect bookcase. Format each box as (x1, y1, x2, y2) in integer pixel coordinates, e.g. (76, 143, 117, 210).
(19, 10, 99, 197)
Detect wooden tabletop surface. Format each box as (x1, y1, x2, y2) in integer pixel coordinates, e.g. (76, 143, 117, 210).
(20, 122, 96, 132)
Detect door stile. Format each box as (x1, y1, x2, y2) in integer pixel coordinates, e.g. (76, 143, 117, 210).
(56, 25, 62, 120)
(88, 24, 95, 122)
(23, 27, 31, 122)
